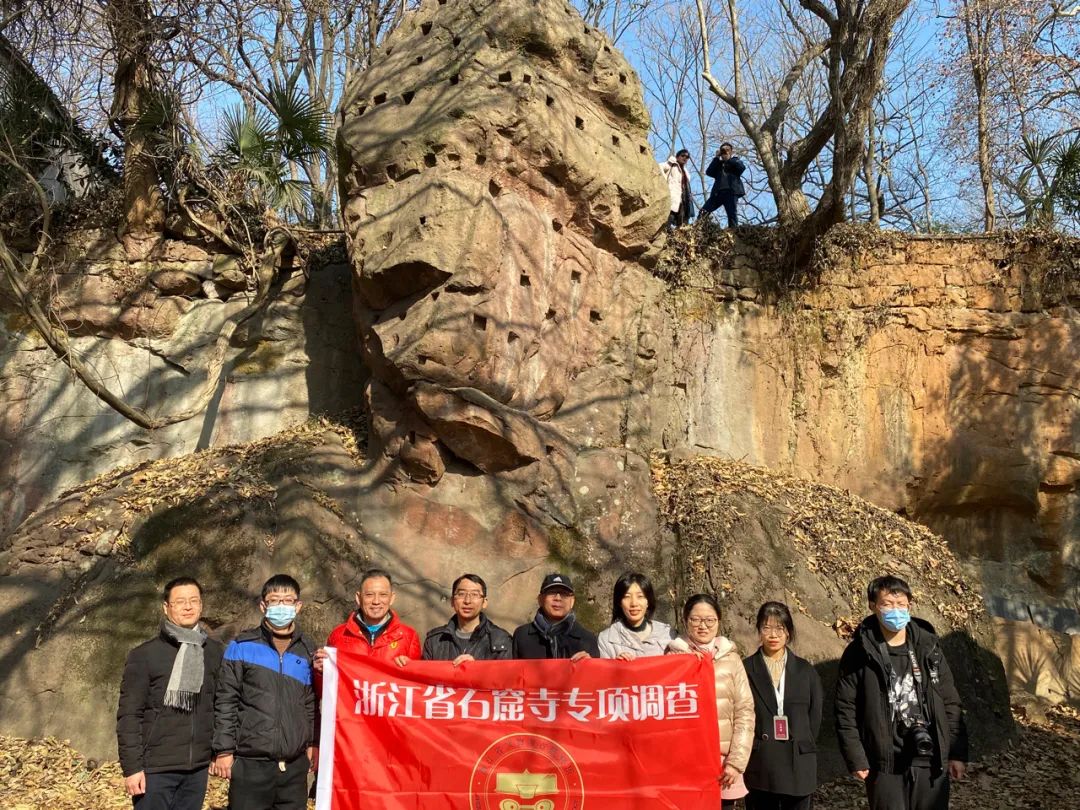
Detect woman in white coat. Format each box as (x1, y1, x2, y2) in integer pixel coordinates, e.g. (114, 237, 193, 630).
(660, 149, 692, 228)
(597, 572, 674, 660)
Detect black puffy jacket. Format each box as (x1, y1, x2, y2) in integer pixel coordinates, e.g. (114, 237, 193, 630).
(116, 630, 225, 776)
(212, 625, 316, 762)
(512, 613, 600, 660)
(835, 616, 968, 775)
(422, 613, 513, 661)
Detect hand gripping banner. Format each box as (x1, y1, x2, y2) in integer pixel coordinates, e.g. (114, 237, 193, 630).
(316, 649, 721, 810)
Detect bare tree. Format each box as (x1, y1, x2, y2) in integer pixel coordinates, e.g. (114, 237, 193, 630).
(2, 0, 173, 234)
(577, 0, 661, 45)
(174, 0, 412, 226)
(955, 0, 997, 231)
(694, 0, 912, 245)
(106, 0, 166, 234)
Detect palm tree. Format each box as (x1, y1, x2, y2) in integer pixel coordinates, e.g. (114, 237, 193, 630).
(217, 81, 332, 224)
(999, 132, 1080, 229)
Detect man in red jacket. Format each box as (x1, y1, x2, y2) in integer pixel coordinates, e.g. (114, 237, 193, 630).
(315, 568, 421, 675)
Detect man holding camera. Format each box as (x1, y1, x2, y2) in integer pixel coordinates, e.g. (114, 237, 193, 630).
(835, 576, 967, 810)
(701, 142, 746, 227)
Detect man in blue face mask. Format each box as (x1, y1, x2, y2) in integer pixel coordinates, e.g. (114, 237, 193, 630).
(210, 574, 317, 810)
(835, 575, 968, 810)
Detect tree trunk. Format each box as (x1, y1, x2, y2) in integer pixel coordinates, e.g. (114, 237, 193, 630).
(973, 72, 995, 231)
(866, 103, 880, 226)
(962, 0, 996, 232)
(107, 0, 164, 236)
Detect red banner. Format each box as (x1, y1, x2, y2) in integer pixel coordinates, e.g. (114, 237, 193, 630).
(316, 648, 721, 810)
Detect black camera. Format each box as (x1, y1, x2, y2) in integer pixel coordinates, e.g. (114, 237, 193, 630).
(905, 722, 935, 757)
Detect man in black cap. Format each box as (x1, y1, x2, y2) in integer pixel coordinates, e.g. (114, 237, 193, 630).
(512, 573, 599, 660)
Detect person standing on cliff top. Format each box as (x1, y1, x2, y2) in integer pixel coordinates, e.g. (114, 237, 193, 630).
(701, 142, 746, 227)
(211, 574, 318, 810)
(512, 573, 600, 659)
(661, 149, 694, 229)
(835, 575, 968, 810)
(117, 576, 224, 810)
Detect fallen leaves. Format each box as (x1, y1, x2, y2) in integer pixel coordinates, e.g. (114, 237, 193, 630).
(1, 705, 1076, 808)
(0, 735, 237, 810)
(814, 704, 1080, 810)
(15, 411, 367, 565)
(651, 453, 986, 634)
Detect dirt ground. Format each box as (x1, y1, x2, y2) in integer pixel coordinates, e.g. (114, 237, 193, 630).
(2, 705, 1077, 809)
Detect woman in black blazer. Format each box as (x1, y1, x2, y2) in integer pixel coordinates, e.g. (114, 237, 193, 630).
(742, 602, 823, 810)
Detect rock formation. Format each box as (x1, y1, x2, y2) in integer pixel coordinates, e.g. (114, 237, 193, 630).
(652, 232, 1080, 627)
(331, 0, 675, 600)
(337, 0, 670, 482)
(0, 0, 1061, 771)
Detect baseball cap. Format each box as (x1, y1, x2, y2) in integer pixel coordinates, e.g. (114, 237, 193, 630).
(539, 573, 574, 593)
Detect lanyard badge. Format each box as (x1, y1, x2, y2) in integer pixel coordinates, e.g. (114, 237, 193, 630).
(769, 653, 790, 741)
(773, 715, 790, 741)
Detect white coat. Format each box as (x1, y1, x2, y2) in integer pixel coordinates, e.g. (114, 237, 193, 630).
(659, 155, 687, 213)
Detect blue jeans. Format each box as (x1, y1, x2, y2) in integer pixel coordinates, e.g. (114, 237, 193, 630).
(131, 768, 208, 810)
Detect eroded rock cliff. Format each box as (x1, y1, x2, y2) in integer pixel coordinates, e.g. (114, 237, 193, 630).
(0, 0, 1062, 770)
(652, 229, 1080, 626)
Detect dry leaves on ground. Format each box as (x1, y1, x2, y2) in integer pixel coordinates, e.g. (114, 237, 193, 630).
(651, 454, 985, 634)
(2, 706, 1076, 809)
(815, 704, 1080, 810)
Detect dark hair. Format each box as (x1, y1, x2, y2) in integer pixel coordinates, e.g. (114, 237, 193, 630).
(720, 141, 734, 150)
(682, 593, 721, 622)
(452, 573, 487, 597)
(611, 572, 656, 623)
(261, 574, 301, 600)
(359, 568, 394, 590)
(755, 601, 795, 643)
(162, 577, 202, 602)
(676, 148, 690, 158)
(867, 575, 913, 605)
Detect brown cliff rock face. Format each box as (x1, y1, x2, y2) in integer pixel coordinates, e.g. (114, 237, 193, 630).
(338, 0, 669, 485)
(653, 233, 1080, 627)
(334, 0, 671, 600)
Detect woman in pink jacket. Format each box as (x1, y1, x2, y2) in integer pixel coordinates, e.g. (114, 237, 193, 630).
(668, 593, 755, 808)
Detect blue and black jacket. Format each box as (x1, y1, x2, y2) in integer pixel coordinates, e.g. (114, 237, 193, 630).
(212, 624, 317, 762)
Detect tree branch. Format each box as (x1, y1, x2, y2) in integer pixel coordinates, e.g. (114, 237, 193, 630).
(695, 0, 736, 106)
(0, 149, 292, 432)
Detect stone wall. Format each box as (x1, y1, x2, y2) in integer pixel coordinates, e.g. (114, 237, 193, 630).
(652, 235, 1080, 623)
(0, 228, 365, 537)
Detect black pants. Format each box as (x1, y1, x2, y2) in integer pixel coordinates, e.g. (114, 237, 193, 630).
(668, 206, 689, 229)
(866, 767, 949, 810)
(132, 768, 208, 810)
(703, 189, 738, 227)
(229, 754, 309, 810)
(745, 790, 813, 810)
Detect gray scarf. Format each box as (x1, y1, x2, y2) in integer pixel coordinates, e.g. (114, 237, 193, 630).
(161, 620, 207, 712)
(532, 610, 576, 658)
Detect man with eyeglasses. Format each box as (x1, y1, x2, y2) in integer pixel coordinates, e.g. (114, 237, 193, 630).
(512, 573, 600, 660)
(315, 568, 421, 672)
(835, 575, 967, 810)
(117, 576, 224, 810)
(211, 574, 318, 810)
(422, 574, 513, 663)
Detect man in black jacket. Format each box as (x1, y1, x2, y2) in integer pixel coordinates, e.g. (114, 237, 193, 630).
(423, 573, 513, 663)
(210, 574, 317, 810)
(512, 573, 599, 660)
(117, 576, 224, 810)
(701, 142, 746, 227)
(835, 575, 968, 810)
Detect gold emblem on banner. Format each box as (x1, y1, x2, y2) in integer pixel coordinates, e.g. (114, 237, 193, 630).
(470, 734, 584, 810)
